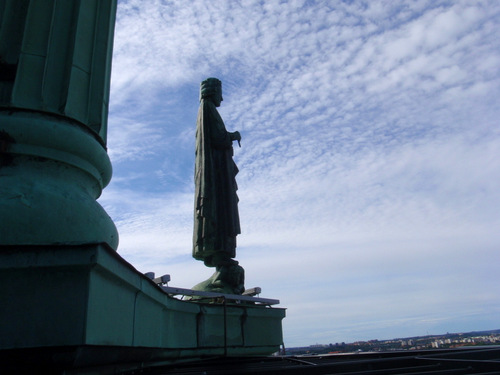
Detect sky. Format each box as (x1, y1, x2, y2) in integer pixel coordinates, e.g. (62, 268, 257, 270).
(100, 0, 500, 347)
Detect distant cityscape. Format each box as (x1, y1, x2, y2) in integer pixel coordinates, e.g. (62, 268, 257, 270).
(284, 329, 500, 355)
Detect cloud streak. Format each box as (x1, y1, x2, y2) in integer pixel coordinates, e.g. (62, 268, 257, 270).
(100, 0, 500, 346)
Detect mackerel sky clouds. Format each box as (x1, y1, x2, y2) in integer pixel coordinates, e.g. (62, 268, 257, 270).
(100, 0, 500, 346)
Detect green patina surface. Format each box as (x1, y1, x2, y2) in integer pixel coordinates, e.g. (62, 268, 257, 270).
(0, 0, 115, 140)
(0, 0, 118, 248)
(0, 110, 118, 248)
(0, 244, 285, 368)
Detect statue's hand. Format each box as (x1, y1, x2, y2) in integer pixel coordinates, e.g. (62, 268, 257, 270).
(231, 131, 241, 147)
(231, 131, 241, 141)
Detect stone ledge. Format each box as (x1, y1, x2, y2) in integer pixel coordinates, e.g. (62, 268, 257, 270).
(0, 244, 285, 369)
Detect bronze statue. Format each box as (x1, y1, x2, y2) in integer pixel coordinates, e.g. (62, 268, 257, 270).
(192, 78, 244, 294)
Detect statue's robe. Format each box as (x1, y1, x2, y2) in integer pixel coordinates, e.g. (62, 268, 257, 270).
(193, 99, 240, 267)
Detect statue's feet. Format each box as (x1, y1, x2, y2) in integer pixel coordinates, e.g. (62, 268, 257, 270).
(191, 263, 245, 296)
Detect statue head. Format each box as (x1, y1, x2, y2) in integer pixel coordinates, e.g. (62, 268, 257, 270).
(200, 77, 223, 107)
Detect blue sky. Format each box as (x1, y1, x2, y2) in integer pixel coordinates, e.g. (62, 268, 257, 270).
(100, 0, 500, 347)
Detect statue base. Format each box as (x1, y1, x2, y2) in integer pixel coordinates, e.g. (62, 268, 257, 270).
(0, 244, 285, 372)
(191, 262, 245, 295)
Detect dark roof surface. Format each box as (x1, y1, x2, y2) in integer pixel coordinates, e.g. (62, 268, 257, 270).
(132, 347, 500, 375)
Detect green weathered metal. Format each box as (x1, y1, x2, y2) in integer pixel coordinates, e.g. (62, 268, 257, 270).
(0, 244, 286, 369)
(0, 0, 118, 248)
(0, 110, 117, 247)
(0, 0, 116, 140)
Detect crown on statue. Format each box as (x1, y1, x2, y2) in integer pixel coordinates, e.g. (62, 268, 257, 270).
(200, 77, 222, 100)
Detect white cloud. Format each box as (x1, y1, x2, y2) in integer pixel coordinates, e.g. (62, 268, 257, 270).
(100, 0, 500, 346)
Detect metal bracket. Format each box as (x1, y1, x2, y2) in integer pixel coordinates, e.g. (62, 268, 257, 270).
(161, 286, 280, 305)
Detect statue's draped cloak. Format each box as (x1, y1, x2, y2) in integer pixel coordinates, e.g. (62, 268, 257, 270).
(193, 99, 240, 266)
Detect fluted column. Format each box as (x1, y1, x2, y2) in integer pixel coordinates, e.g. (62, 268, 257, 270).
(0, 0, 118, 248)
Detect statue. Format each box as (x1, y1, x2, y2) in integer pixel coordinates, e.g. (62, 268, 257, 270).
(192, 78, 244, 295)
